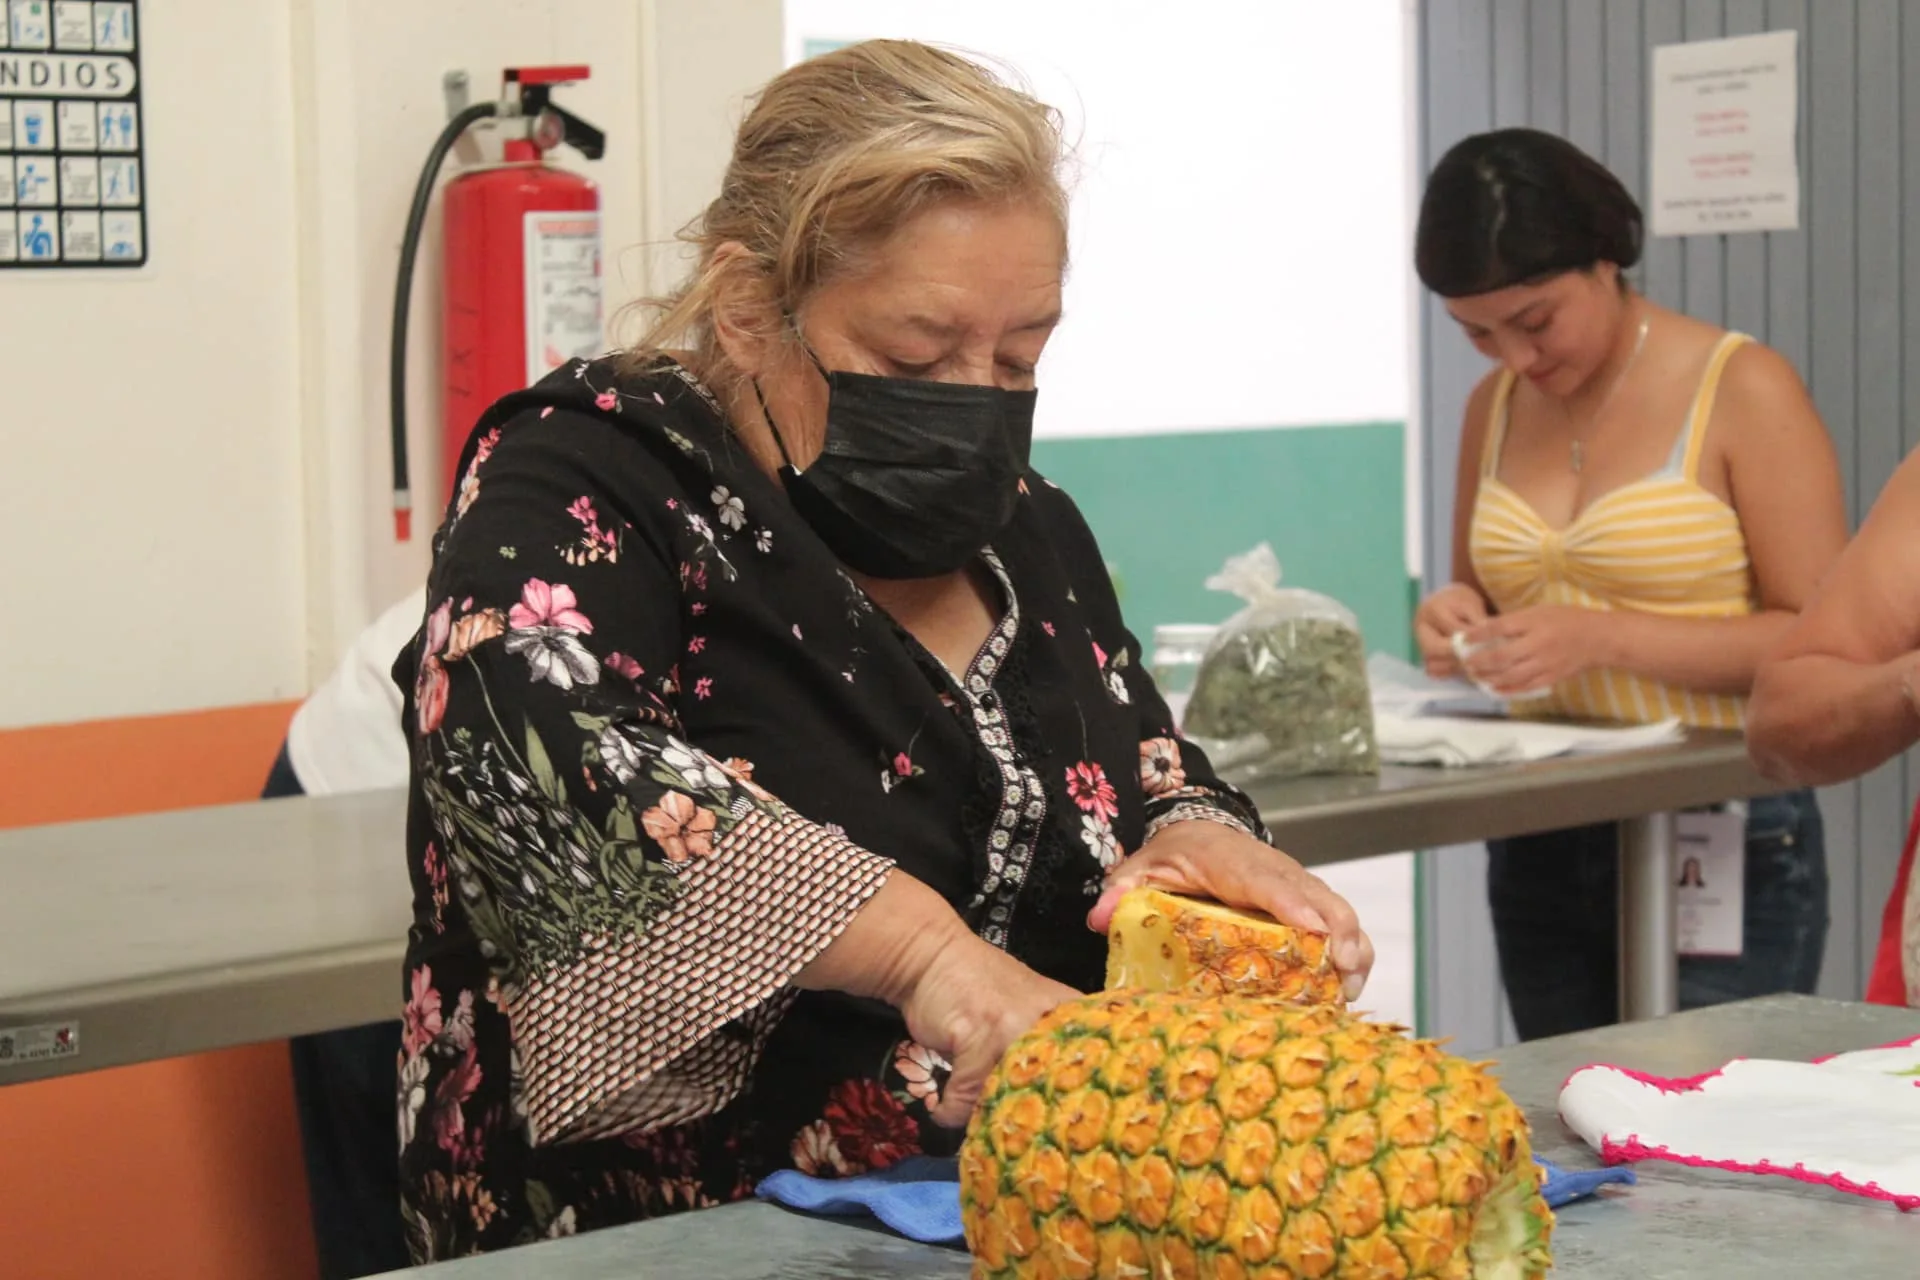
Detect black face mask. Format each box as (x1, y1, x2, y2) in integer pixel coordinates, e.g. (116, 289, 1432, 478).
(755, 343, 1037, 580)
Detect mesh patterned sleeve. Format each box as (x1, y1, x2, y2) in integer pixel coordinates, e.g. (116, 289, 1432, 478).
(406, 415, 894, 1146)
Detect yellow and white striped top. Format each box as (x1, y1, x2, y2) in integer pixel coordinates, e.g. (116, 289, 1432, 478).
(1468, 332, 1756, 729)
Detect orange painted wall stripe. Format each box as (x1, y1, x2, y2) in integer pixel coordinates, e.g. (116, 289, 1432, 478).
(0, 700, 322, 1280)
(0, 700, 301, 829)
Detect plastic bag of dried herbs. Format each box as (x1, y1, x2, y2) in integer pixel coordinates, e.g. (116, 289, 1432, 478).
(1180, 543, 1379, 783)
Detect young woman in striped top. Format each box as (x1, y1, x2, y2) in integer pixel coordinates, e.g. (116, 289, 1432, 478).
(1411, 128, 1847, 1040)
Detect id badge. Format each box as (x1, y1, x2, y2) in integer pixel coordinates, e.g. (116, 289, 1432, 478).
(1675, 810, 1745, 958)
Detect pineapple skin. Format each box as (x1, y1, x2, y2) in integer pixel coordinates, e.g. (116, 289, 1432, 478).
(960, 990, 1555, 1280)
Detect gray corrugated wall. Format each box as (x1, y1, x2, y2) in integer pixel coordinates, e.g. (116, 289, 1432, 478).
(1418, 0, 1914, 1049)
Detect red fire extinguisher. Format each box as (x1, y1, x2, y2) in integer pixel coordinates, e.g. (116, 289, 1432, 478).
(389, 66, 607, 541)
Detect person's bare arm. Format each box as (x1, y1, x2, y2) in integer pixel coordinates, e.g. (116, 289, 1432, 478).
(794, 870, 1076, 1126)
(1749, 446, 1920, 784)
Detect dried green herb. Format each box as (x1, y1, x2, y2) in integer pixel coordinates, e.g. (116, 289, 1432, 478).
(1182, 616, 1379, 781)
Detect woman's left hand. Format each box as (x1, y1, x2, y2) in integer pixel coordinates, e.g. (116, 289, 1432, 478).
(1087, 819, 1374, 1003)
(1462, 604, 1613, 696)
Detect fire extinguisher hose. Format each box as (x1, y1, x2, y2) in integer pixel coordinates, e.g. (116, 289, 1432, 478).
(390, 101, 500, 542)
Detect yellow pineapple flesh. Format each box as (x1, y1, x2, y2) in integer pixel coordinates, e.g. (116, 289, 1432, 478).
(963, 890, 1554, 1279)
(1105, 887, 1346, 1006)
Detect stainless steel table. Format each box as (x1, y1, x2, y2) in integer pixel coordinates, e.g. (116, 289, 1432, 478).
(1252, 729, 1783, 1022)
(0, 789, 411, 1083)
(371, 995, 1920, 1279)
(0, 733, 1778, 1084)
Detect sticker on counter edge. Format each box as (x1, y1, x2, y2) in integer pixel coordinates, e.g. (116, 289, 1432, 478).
(0, 1019, 80, 1066)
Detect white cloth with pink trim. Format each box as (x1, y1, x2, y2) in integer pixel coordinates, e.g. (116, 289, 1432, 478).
(1558, 1036, 1920, 1209)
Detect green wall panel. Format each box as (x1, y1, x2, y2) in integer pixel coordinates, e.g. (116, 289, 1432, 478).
(1031, 423, 1413, 664)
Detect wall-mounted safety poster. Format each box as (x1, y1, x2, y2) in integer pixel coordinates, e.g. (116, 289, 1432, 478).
(0, 1, 147, 269)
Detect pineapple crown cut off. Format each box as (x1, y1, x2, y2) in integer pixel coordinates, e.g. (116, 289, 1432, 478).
(959, 887, 1555, 1279)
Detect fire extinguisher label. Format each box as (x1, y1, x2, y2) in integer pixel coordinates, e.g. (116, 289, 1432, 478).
(523, 208, 603, 387)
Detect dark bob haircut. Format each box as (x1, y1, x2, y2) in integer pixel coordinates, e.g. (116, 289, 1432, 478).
(1415, 127, 1644, 299)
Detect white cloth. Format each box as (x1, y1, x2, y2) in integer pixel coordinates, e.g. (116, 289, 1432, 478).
(1372, 709, 1684, 768)
(1558, 1039, 1920, 1209)
(284, 588, 426, 797)
(1366, 653, 1509, 719)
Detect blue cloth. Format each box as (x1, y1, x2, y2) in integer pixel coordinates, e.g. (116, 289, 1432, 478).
(756, 1156, 965, 1245)
(755, 1153, 1634, 1245)
(1536, 1155, 1636, 1208)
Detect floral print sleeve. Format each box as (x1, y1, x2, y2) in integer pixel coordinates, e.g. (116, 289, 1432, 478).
(406, 416, 892, 1148)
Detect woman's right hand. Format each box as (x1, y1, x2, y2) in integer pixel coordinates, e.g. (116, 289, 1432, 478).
(793, 869, 1076, 1128)
(898, 930, 1079, 1127)
(1415, 582, 1490, 678)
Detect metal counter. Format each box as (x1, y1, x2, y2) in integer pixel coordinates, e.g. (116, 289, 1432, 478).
(370, 995, 1920, 1279)
(1250, 729, 1786, 1022)
(0, 789, 411, 1083)
(0, 733, 1779, 1084)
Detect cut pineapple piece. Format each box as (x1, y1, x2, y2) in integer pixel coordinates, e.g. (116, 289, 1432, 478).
(1105, 886, 1346, 1007)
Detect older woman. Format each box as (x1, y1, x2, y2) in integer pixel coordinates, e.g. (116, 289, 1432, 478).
(395, 40, 1371, 1258)
(1749, 446, 1920, 1009)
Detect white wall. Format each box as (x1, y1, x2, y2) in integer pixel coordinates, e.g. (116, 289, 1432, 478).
(636, 1, 787, 327)
(0, 0, 782, 730)
(1, 0, 307, 728)
(783, 0, 1412, 441)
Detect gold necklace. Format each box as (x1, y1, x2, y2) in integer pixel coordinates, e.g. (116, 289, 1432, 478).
(1565, 314, 1651, 474)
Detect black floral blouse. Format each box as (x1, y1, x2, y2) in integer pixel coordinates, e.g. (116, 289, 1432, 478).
(393, 356, 1266, 1260)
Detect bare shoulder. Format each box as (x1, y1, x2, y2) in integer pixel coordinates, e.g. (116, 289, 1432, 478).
(1710, 339, 1829, 466)
(1718, 339, 1815, 413)
(1456, 367, 1506, 460)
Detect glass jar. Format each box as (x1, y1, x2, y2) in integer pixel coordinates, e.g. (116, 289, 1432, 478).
(1150, 623, 1219, 730)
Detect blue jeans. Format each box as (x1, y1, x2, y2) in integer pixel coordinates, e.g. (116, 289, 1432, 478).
(1487, 789, 1829, 1042)
(263, 746, 410, 1280)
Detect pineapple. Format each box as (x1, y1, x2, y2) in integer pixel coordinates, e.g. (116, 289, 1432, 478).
(1105, 887, 1346, 1005)
(961, 890, 1554, 1279)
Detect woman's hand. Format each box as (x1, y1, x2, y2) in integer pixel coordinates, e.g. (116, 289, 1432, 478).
(898, 931, 1080, 1127)
(1461, 604, 1612, 696)
(794, 869, 1076, 1128)
(1415, 583, 1490, 678)
(1086, 820, 1374, 1003)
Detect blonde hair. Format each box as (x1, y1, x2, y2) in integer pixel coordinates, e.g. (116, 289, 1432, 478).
(624, 40, 1068, 387)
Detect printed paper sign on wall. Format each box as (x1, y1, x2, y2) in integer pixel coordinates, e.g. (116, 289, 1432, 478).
(0, 0, 146, 268)
(1649, 30, 1799, 238)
